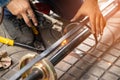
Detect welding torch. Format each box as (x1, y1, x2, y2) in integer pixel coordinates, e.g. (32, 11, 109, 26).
(0, 36, 42, 52)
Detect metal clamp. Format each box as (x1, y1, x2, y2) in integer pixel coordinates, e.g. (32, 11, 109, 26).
(19, 54, 57, 80)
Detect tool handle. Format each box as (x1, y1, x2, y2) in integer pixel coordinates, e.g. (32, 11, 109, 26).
(0, 36, 14, 46)
(31, 26, 39, 35)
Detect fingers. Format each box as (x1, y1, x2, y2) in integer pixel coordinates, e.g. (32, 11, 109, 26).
(96, 14, 100, 36)
(21, 12, 32, 27)
(100, 16, 106, 35)
(96, 15, 106, 36)
(6, 0, 38, 27)
(89, 15, 96, 34)
(27, 8, 38, 26)
(90, 14, 106, 36)
(71, 12, 106, 37)
(20, 8, 38, 27)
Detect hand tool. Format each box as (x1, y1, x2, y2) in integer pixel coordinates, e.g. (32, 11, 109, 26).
(0, 36, 43, 52)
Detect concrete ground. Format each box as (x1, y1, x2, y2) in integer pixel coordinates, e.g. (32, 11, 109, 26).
(1, 0, 120, 80)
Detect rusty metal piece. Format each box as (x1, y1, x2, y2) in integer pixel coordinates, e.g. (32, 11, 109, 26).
(19, 54, 57, 80)
(0, 50, 12, 70)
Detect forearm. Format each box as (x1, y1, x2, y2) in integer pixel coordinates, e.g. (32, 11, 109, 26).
(0, 0, 11, 7)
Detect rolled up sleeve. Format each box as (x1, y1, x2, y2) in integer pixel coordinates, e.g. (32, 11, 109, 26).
(0, 0, 10, 7)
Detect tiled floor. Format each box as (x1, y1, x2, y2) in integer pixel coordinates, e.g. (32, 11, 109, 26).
(1, 0, 120, 80)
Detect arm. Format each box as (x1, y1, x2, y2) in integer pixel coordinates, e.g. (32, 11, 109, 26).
(6, 0, 38, 27)
(71, 0, 106, 36)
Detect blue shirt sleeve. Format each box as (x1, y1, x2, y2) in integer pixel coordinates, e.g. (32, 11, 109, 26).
(0, 0, 10, 7)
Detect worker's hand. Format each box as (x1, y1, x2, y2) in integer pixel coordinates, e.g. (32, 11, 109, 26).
(71, 0, 106, 36)
(6, 0, 38, 27)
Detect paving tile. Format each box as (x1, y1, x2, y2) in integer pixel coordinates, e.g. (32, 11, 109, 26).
(109, 65, 120, 76)
(80, 74, 98, 80)
(82, 54, 97, 63)
(73, 49, 85, 57)
(108, 48, 120, 57)
(0, 69, 9, 77)
(9, 58, 21, 70)
(69, 52, 83, 59)
(55, 61, 71, 72)
(97, 60, 111, 70)
(89, 49, 103, 57)
(4, 47, 19, 55)
(83, 38, 95, 46)
(101, 72, 119, 80)
(75, 60, 91, 70)
(89, 34, 96, 40)
(55, 68, 64, 79)
(59, 73, 76, 80)
(96, 43, 109, 52)
(88, 66, 105, 77)
(115, 58, 120, 67)
(0, 45, 8, 52)
(5, 46, 27, 55)
(77, 43, 91, 52)
(12, 64, 19, 71)
(63, 55, 78, 65)
(2, 69, 17, 80)
(67, 66, 82, 79)
(102, 54, 117, 63)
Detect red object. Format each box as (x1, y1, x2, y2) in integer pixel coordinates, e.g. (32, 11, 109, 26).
(35, 2, 50, 14)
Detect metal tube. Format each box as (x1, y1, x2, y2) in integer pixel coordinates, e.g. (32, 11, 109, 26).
(25, 68, 43, 80)
(50, 28, 90, 66)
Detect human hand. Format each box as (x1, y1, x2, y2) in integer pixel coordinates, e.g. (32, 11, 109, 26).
(71, 0, 106, 36)
(6, 0, 38, 27)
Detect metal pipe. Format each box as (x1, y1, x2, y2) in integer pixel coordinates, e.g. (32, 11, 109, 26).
(50, 28, 90, 66)
(25, 68, 43, 80)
